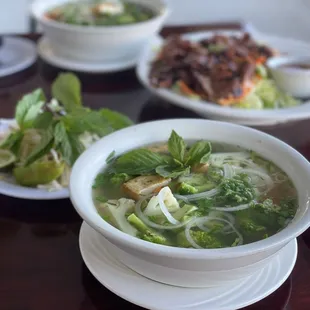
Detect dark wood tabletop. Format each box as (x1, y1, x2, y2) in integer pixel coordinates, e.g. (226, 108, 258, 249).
(1, 23, 310, 310)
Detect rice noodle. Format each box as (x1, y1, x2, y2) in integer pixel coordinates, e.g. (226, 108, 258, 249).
(210, 152, 265, 171)
(135, 195, 191, 230)
(174, 188, 219, 202)
(211, 203, 252, 212)
(185, 216, 243, 249)
(223, 164, 234, 179)
(207, 211, 236, 233)
(157, 188, 180, 225)
(272, 172, 288, 184)
(234, 166, 274, 191)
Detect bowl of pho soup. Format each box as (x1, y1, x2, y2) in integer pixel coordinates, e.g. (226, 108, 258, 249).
(31, 0, 169, 62)
(70, 119, 310, 287)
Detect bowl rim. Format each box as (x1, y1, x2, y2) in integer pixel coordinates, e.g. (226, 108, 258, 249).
(70, 119, 310, 259)
(31, 0, 170, 33)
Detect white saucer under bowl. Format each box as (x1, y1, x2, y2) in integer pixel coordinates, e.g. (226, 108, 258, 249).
(79, 221, 298, 310)
(0, 36, 37, 78)
(37, 36, 137, 73)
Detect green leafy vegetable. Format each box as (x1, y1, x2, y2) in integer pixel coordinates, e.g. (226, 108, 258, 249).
(51, 73, 82, 111)
(24, 127, 54, 166)
(54, 121, 84, 166)
(96, 195, 108, 203)
(106, 150, 116, 164)
(32, 112, 54, 129)
(196, 199, 214, 214)
(179, 173, 216, 192)
(22, 101, 45, 129)
(186, 141, 212, 165)
(15, 89, 46, 128)
(0, 131, 24, 154)
(155, 165, 190, 178)
(168, 130, 186, 163)
(217, 175, 255, 205)
(100, 109, 134, 130)
(115, 149, 167, 175)
(177, 182, 198, 195)
(127, 213, 170, 245)
(62, 108, 113, 136)
(93, 172, 131, 189)
(176, 230, 224, 248)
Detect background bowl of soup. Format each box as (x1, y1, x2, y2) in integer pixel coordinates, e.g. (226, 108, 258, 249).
(70, 119, 310, 287)
(31, 0, 169, 62)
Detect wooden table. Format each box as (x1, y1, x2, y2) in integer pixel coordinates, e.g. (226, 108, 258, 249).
(1, 24, 310, 310)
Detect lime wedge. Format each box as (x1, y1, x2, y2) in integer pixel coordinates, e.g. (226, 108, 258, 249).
(13, 161, 65, 187)
(0, 149, 16, 169)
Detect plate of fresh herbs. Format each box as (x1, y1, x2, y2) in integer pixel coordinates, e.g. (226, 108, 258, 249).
(0, 73, 133, 200)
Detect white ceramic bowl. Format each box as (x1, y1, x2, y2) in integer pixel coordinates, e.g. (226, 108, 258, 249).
(268, 56, 310, 98)
(70, 119, 310, 288)
(31, 0, 169, 62)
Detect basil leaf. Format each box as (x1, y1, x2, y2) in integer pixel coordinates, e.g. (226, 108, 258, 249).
(62, 108, 113, 136)
(156, 165, 190, 178)
(106, 150, 116, 164)
(32, 112, 54, 129)
(186, 141, 212, 165)
(52, 73, 82, 112)
(22, 101, 45, 129)
(168, 130, 186, 163)
(54, 121, 84, 166)
(24, 127, 54, 166)
(115, 149, 167, 175)
(96, 196, 108, 203)
(15, 89, 46, 128)
(100, 109, 134, 130)
(93, 172, 131, 189)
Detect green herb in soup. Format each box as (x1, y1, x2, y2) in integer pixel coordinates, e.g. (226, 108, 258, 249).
(46, 0, 156, 26)
(92, 131, 298, 248)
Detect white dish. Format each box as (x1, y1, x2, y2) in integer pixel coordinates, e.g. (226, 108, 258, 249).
(70, 119, 310, 287)
(268, 56, 310, 98)
(37, 36, 137, 73)
(32, 0, 169, 62)
(0, 36, 37, 78)
(136, 30, 310, 126)
(0, 118, 69, 200)
(79, 221, 297, 310)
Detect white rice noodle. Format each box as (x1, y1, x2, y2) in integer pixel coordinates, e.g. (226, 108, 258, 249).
(207, 211, 236, 233)
(223, 164, 235, 179)
(185, 216, 243, 249)
(234, 167, 274, 192)
(210, 152, 265, 172)
(174, 188, 219, 202)
(272, 172, 288, 184)
(211, 203, 252, 212)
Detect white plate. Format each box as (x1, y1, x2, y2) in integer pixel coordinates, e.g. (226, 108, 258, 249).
(136, 30, 310, 126)
(0, 36, 37, 78)
(79, 221, 297, 310)
(0, 119, 69, 200)
(37, 36, 137, 73)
